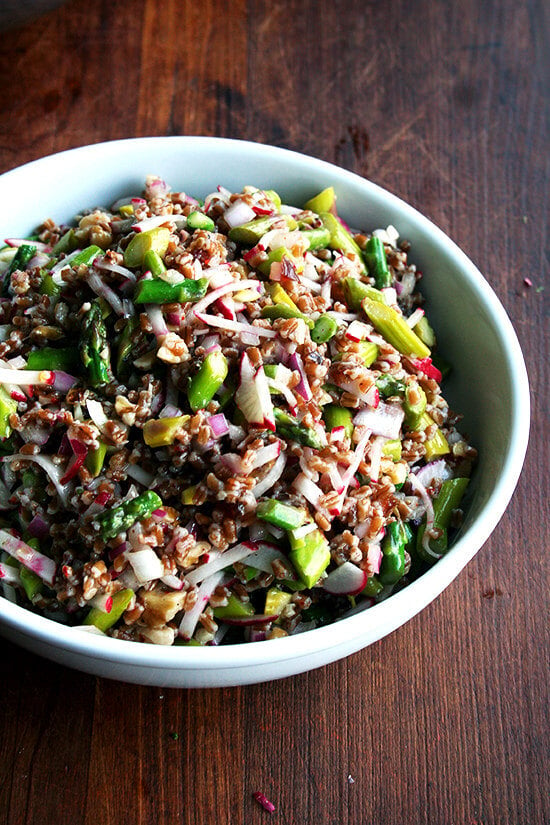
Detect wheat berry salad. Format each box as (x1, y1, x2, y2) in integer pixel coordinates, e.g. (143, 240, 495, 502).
(0, 177, 476, 646)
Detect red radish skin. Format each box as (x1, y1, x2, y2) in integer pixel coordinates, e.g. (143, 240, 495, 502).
(323, 562, 368, 596)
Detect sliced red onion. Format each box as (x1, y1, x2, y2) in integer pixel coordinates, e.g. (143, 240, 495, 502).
(323, 562, 367, 596)
(252, 452, 287, 497)
(86, 398, 108, 430)
(208, 413, 230, 439)
(189, 278, 261, 320)
(345, 320, 371, 342)
(3, 453, 70, 505)
(87, 270, 127, 316)
(159, 403, 182, 419)
(249, 441, 281, 470)
(353, 401, 404, 439)
(178, 569, 225, 640)
(223, 200, 256, 228)
(0, 561, 21, 586)
(235, 354, 276, 431)
(336, 427, 372, 504)
(126, 547, 164, 583)
(125, 463, 154, 487)
(146, 304, 169, 338)
(185, 542, 257, 586)
(298, 273, 323, 294)
(60, 438, 88, 484)
(0, 528, 56, 584)
(228, 422, 246, 444)
(413, 459, 452, 490)
(334, 378, 379, 408)
(28, 252, 51, 269)
(132, 214, 186, 232)
(160, 573, 185, 591)
(288, 352, 312, 401)
(27, 513, 50, 540)
(50, 249, 84, 282)
(108, 541, 129, 561)
(222, 613, 278, 626)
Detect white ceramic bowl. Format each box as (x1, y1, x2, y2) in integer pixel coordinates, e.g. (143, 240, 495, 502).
(0, 137, 529, 687)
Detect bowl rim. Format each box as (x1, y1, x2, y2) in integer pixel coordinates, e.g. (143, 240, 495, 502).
(0, 136, 530, 671)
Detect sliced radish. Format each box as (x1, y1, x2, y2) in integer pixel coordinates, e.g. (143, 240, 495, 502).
(223, 200, 256, 228)
(353, 401, 404, 439)
(235, 353, 275, 431)
(345, 320, 371, 342)
(323, 562, 367, 596)
(193, 311, 277, 339)
(0, 529, 57, 585)
(252, 452, 287, 497)
(178, 569, 225, 640)
(185, 542, 257, 586)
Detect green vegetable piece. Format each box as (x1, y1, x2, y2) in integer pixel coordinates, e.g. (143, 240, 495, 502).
(26, 347, 79, 372)
(261, 303, 314, 328)
(0, 386, 17, 439)
(413, 315, 436, 348)
(188, 350, 228, 412)
(83, 588, 134, 632)
(319, 213, 366, 273)
(322, 404, 353, 439)
(364, 236, 391, 289)
(288, 528, 330, 589)
(123, 227, 171, 268)
(274, 408, 325, 449)
(187, 211, 216, 232)
(263, 189, 282, 209)
(379, 520, 407, 585)
(143, 249, 167, 277)
(343, 277, 386, 311)
(422, 414, 450, 460)
(256, 500, 307, 530)
(264, 586, 292, 618)
(311, 314, 338, 343)
(116, 316, 139, 375)
(134, 277, 208, 305)
(301, 226, 331, 250)
(20, 565, 43, 600)
(3, 243, 36, 295)
(39, 272, 61, 297)
(382, 439, 402, 461)
(416, 478, 470, 562)
(361, 297, 431, 358)
(357, 341, 379, 367)
(376, 375, 406, 397)
(404, 384, 427, 430)
(143, 415, 190, 447)
(85, 440, 108, 477)
(69, 245, 103, 268)
(80, 301, 113, 386)
(256, 247, 297, 276)
(52, 229, 77, 255)
(228, 215, 297, 246)
(361, 575, 384, 598)
(213, 593, 255, 619)
(304, 187, 336, 214)
(94, 490, 163, 540)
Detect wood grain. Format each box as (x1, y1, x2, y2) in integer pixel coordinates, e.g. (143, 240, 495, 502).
(0, 1, 548, 823)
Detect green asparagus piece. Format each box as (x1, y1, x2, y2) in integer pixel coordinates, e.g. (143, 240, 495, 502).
(262, 189, 282, 209)
(274, 408, 325, 449)
(124, 227, 171, 268)
(343, 277, 386, 311)
(26, 347, 79, 372)
(256, 500, 307, 530)
(361, 575, 384, 598)
(382, 439, 402, 461)
(213, 593, 255, 619)
(261, 303, 314, 328)
(311, 314, 338, 343)
(20, 539, 44, 600)
(142, 249, 167, 277)
(93, 490, 163, 540)
(256, 247, 297, 276)
(0, 386, 17, 439)
(39, 272, 61, 297)
(416, 478, 470, 562)
(364, 236, 391, 289)
(413, 315, 436, 348)
(304, 187, 336, 214)
(83, 588, 134, 632)
(134, 277, 208, 304)
(187, 211, 216, 232)
(403, 384, 427, 430)
(69, 245, 103, 268)
(52, 229, 77, 255)
(301, 226, 331, 250)
(319, 213, 367, 273)
(379, 520, 408, 585)
(322, 404, 353, 439)
(116, 316, 139, 375)
(85, 440, 108, 477)
(361, 297, 431, 358)
(2, 243, 36, 295)
(228, 215, 297, 245)
(80, 301, 113, 386)
(188, 350, 228, 412)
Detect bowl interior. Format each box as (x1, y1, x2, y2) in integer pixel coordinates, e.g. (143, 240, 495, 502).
(0, 138, 529, 681)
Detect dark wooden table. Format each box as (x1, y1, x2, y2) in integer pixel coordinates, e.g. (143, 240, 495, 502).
(0, 1, 547, 823)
